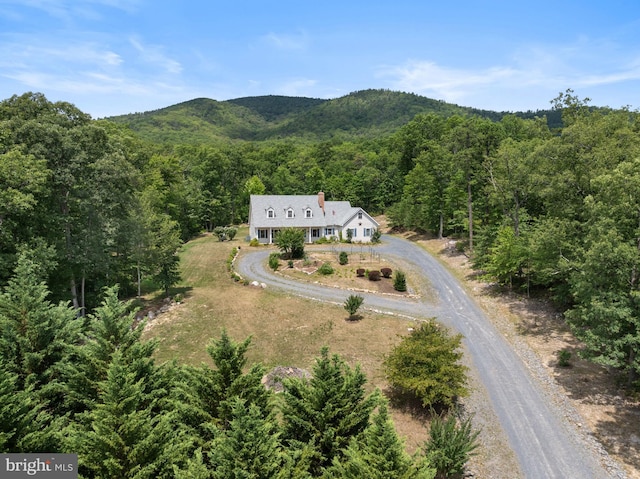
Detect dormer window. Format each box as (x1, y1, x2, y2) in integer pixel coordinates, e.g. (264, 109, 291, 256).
(286, 208, 294, 219)
(267, 208, 275, 218)
(305, 208, 313, 218)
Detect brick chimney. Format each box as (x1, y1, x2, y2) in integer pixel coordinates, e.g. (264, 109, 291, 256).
(318, 191, 325, 215)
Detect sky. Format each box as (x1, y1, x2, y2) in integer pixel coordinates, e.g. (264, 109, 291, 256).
(1, 0, 640, 118)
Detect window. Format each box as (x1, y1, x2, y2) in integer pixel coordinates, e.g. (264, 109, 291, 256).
(358, 211, 363, 220)
(364, 228, 372, 237)
(286, 208, 294, 218)
(311, 228, 321, 238)
(325, 227, 334, 236)
(258, 229, 269, 239)
(267, 209, 275, 218)
(305, 209, 313, 218)
(352, 228, 357, 237)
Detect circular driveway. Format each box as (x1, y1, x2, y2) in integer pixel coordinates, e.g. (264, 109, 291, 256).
(236, 235, 618, 479)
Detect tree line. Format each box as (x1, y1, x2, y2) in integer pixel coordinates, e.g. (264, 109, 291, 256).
(2, 89, 640, 387)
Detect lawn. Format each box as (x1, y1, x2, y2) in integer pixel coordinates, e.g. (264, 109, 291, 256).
(142, 229, 431, 450)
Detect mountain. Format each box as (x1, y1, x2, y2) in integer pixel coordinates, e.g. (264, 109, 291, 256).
(108, 89, 560, 144)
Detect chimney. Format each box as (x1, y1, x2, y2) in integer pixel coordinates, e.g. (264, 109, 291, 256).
(318, 191, 325, 215)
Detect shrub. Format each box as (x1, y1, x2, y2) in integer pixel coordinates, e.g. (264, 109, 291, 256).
(268, 252, 280, 271)
(394, 271, 407, 292)
(344, 294, 364, 319)
(356, 268, 366, 277)
(213, 226, 226, 241)
(318, 262, 334, 275)
(249, 238, 259, 247)
(425, 414, 479, 478)
(383, 321, 468, 409)
(381, 267, 393, 278)
(288, 259, 294, 268)
(557, 349, 572, 367)
(339, 251, 348, 265)
(225, 226, 238, 241)
(367, 270, 381, 281)
(371, 228, 382, 244)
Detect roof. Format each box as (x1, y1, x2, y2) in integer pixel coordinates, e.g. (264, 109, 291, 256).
(249, 194, 378, 229)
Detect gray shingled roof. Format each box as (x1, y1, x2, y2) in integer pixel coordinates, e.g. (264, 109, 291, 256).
(249, 195, 364, 229)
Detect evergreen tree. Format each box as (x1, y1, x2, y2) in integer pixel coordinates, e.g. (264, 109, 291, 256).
(211, 398, 286, 479)
(0, 250, 81, 423)
(281, 347, 381, 475)
(69, 350, 187, 479)
(0, 363, 56, 452)
(61, 286, 157, 413)
(200, 330, 271, 427)
(324, 402, 435, 479)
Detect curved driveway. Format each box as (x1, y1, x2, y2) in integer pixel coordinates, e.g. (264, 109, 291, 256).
(236, 235, 615, 479)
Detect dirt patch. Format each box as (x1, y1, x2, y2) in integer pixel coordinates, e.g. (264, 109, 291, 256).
(416, 235, 640, 479)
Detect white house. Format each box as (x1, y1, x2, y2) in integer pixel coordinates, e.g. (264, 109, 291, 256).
(248, 192, 379, 244)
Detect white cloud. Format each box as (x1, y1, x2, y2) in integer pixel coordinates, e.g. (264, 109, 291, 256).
(275, 78, 318, 97)
(129, 36, 182, 74)
(261, 31, 309, 51)
(379, 38, 640, 110)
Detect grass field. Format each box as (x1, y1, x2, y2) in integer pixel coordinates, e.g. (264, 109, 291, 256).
(142, 229, 432, 450)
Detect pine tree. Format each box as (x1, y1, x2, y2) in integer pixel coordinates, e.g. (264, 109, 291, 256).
(324, 402, 435, 479)
(198, 330, 271, 427)
(0, 252, 81, 393)
(211, 398, 286, 479)
(61, 286, 158, 414)
(69, 350, 187, 479)
(281, 347, 381, 476)
(0, 363, 56, 452)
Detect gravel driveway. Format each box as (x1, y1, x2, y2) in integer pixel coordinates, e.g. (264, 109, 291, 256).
(236, 235, 625, 479)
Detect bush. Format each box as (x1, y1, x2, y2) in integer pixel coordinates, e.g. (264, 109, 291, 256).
(249, 238, 260, 247)
(371, 228, 382, 244)
(213, 226, 226, 241)
(557, 349, 572, 367)
(381, 267, 393, 278)
(367, 270, 381, 281)
(383, 321, 468, 409)
(268, 252, 280, 271)
(288, 259, 294, 268)
(339, 251, 348, 265)
(318, 262, 334, 275)
(394, 271, 407, 292)
(425, 414, 479, 478)
(225, 226, 238, 241)
(356, 268, 366, 277)
(344, 294, 364, 319)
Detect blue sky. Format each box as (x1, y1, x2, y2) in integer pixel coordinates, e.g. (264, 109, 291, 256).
(1, 0, 640, 118)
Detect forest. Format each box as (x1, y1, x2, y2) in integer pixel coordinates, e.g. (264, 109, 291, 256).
(1, 89, 640, 476)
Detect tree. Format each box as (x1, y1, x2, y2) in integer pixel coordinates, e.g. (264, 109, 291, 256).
(394, 271, 407, 292)
(68, 350, 186, 479)
(197, 330, 271, 427)
(384, 322, 468, 410)
(210, 398, 286, 479)
(275, 228, 305, 259)
(324, 401, 435, 479)
(424, 414, 479, 479)
(0, 250, 81, 404)
(344, 294, 364, 320)
(281, 347, 381, 475)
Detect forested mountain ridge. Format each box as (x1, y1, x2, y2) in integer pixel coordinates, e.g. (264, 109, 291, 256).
(108, 89, 562, 143)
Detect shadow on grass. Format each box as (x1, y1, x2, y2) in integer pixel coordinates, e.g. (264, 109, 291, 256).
(384, 387, 450, 421)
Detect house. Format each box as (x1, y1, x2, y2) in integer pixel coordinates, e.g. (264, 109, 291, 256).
(249, 192, 379, 244)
